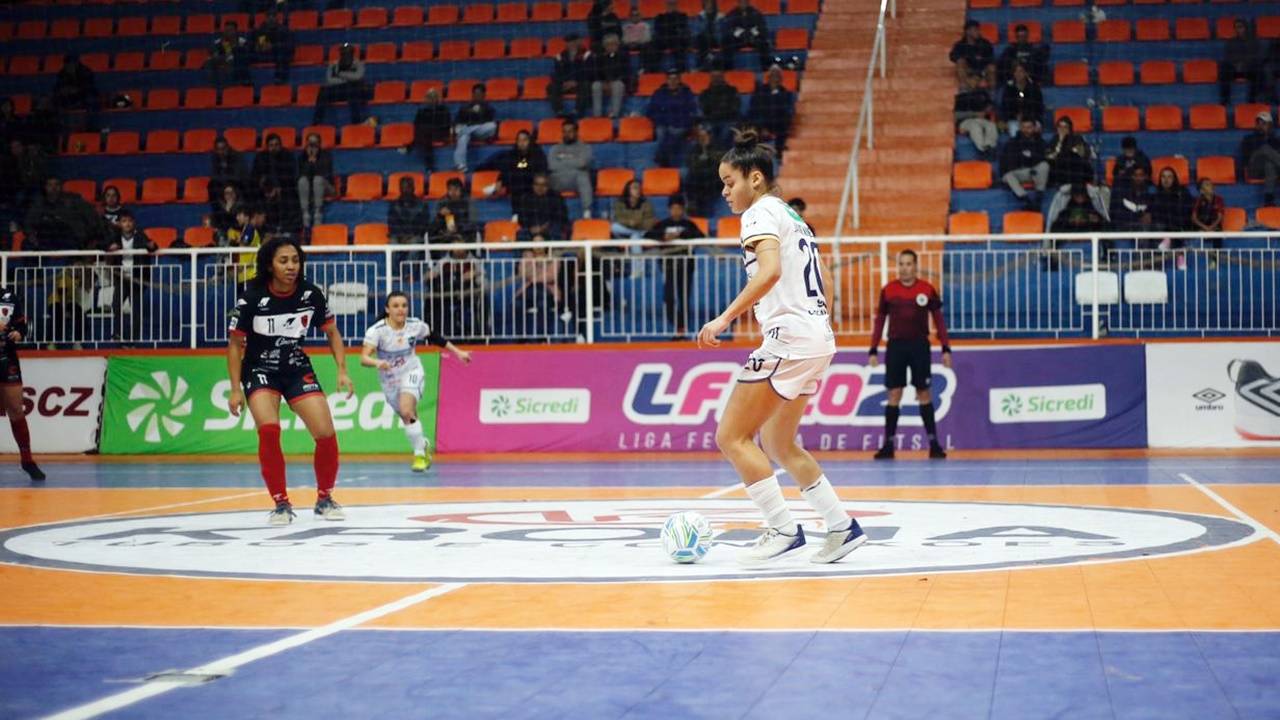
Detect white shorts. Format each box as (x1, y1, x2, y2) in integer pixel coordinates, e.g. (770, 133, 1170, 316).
(736, 349, 833, 401)
(380, 368, 424, 408)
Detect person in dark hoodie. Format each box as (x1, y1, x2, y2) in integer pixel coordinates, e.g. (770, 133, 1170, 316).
(999, 117, 1049, 210)
(1150, 166, 1193, 235)
(514, 173, 570, 241)
(251, 133, 298, 205)
(210, 136, 248, 201)
(296, 132, 335, 229)
(1046, 116, 1090, 187)
(588, 0, 623, 47)
(653, 0, 694, 73)
(999, 64, 1044, 136)
(720, 0, 771, 71)
(699, 68, 741, 147)
(23, 177, 104, 251)
(1241, 109, 1280, 205)
(591, 34, 635, 119)
(479, 130, 549, 203)
(408, 88, 451, 172)
(996, 24, 1048, 86)
(949, 20, 995, 88)
(1221, 18, 1263, 107)
(644, 194, 704, 338)
(549, 34, 592, 118)
(647, 69, 700, 167)
(1109, 165, 1155, 250)
(1113, 136, 1152, 188)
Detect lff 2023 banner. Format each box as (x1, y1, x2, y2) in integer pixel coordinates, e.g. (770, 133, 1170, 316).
(437, 345, 1148, 453)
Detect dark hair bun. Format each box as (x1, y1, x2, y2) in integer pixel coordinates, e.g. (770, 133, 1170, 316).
(732, 128, 760, 150)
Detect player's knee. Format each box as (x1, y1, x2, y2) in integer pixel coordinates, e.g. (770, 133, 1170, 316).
(916, 388, 932, 404)
(886, 388, 904, 405)
(714, 426, 748, 455)
(761, 435, 801, 464)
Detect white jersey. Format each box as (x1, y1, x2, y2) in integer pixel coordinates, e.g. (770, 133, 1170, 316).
(362, 317, 431, 381)
(739, 195, 836, 359)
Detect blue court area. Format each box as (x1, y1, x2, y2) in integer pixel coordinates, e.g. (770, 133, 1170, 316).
(3, 627, 1279, 719)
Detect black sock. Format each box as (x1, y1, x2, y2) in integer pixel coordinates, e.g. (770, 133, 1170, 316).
(884, 406, 900, 446)
(920, 402, 939, 445)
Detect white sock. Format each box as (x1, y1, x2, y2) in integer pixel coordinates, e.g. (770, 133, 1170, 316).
(801, 475, 851, 532)
(746, 474, 797, 534)
(404, 420, 426, 456)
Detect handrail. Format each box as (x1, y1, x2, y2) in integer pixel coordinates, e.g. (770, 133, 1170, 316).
(833, 0, 895, 238)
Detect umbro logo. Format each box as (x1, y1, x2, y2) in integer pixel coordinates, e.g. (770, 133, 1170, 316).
(1192, 388, 1225, 404)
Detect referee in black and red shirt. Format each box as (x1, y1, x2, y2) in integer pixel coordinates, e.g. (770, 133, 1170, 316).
(868, 249, 952, 460)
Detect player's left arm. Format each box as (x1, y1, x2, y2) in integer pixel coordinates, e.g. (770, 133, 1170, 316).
(929, 287, 953, 368)
(423, 325, 471, 365)
(316, 293, 353, 396)
(698, 236, 781, 348)
(6, 293, 27, 343)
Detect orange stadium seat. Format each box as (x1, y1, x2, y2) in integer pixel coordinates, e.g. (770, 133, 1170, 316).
(181, 177, 210, 203)
(1006, 21, 1042, 43)
(105, 132, 141, 155)
(185, 15, 215, 35)
(724, 70, 756, 94)
(1152, 156, 1191, 185)
(716, 216, 741, 238)
(373, 81, 407, 105)
(184, 48, 211, 71)
(141, 178, 179, 205)
(402, 41, 434, 62)
(1140, 61, 1177, 84)
(297, 84, 322, 107)
(49, 18, 79, 39)
(428, 172, 465, 199)
(14, 21, 44, 40)
(224, 128, 257, 152)
(355, 7, 388, 28)
(618, 116, 655, 142)
(311, 224, 350, 245)
(1175, 17, 1211, 40)
(183, 129, 217, 153)
(289, 10, 320, 30)
(104, 179, 138, 203)
(953, 161, 992, 190)
(1056, 106, 1093, 132)
(80, 53, 110, 73)
(221, 86, 254, 109)
(1197, 156, 1236, 184)
(293, 45, 325, 66)
(85, 17, 116, 37)
(1002, 211, 1043, 234)
(184, 227, 215, 248)
(259, 85, 293, 107)
(531, 1, 563, 20)
(469, 170, 501, 198)
(497, 3, 529, 22)
(322, 9, 353, 29)
(1009, 0, 1042, 7)
(447, 78, 480, 101)
(365, 43, 398, 64)
(597, 168, 635, 196)
(572, 219, 612, 240)
(473, 39, 506, 60)
(1223, 207, 1246, 232)
(344, 174, 384, 201)
(354, 223, 390, 245)
(1054, 62, 1089, 86)
(1135, 19, 1171, 41)
(497, 119, 535, 144)
(1235, 103, 1271, 129)
(339, 124, 375, 149)
(428, 5, 461, 25)
(509, 37, 544, 59)
(1183, 59, 1218, 84)
(66, 132, 101, 155)
(1257, 207, 1280, 229)
(1260, 16, 1280, 39)
(222, 13, 252, 30)
(463, 3, 495, 23)
(62, 180, 96, 203)
(637, 74, 666, 96)
(1145, 105, 1184, 131)
(4, 57, 41, 76)
(385, 172, 425, 198)
(390, 6, 425, 26)
(409, 79, 445, 102)
(1103, 106, 1140, 132)
(787, 0, 819, 12)
(1096, 20, 1131, 42)
(264, 126, 298, 149)
(1190, 104, 1228, 130)
(484, 220, 520, 243)
(144, 130, 180, 154)
(949, 212, 990, 235)
(486, 77, 520, 101)
(301, 125, 337, 148)
(184, 87, 218, 110)
(149, 51, 181, 72)
(537, 118, 565, 144)
(151, 16, 181, 35)
(438, 41, 471, 61)
(378, 123, 414, 148)
(114, 52, 146, 72)
(775, 28, 810, 50)
(149, 228, 178, 248)
(578, 117, 615, 143)
(523, 76, 551, 100)
(1098, 61, 1134, 85)
(643, 168, 681, 196)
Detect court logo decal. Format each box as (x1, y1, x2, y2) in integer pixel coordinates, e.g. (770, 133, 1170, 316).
(124, 371, 193, 443)
(0, 500, 1255, 583)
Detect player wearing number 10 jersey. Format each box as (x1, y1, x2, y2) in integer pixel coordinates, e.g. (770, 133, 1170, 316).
(697, 130, 865, 568)
(226, 237, 354, 526)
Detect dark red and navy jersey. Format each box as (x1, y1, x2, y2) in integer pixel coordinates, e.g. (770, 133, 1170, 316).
(869, 278, 950, 353)
(0, 287, 29, 353)
(229, 280, 334, 373)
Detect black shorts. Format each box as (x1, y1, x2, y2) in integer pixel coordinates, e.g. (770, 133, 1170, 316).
(0, 351, 21, 386)
(243, 367, 324, 404)
(884, 340, 932, 390)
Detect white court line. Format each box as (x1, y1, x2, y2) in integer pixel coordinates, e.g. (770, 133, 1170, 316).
(701, 483, 744, 498)
(4, 491, 266, 532)
(40, 583, 465, 720)
(1178, 472, 1280, 545)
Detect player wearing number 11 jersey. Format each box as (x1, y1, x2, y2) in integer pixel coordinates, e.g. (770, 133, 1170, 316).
(696, 130, 865, 568)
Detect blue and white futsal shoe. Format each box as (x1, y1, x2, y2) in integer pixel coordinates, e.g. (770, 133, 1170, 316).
(737, 524, 806, 566)
(1229, 359, 1280, 440)
(810, 520, 867, 564)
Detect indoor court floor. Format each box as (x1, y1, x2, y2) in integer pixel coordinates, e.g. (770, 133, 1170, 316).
(2, 455, 1278, 719)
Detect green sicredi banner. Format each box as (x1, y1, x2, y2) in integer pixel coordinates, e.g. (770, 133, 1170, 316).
(100, 353, 440, 454)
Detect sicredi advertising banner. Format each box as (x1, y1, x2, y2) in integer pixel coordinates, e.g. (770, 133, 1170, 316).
(437, 345, 1147, 452)
(0, 357, 105, 453)
(100, 354, 440, 454)
(1146, 342, 1280, 448)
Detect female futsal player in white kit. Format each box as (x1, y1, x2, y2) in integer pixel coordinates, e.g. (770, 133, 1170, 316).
(361, 291, 471, 471)
(697, 130, 867, 566)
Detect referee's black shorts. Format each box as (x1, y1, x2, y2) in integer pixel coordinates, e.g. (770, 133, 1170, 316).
(884, 339, 932, 390)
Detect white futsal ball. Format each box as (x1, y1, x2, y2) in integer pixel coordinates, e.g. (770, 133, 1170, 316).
(660, 511, 713, 564)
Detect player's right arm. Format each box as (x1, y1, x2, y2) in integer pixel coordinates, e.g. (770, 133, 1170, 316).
(359, 326, 390, 371)
(867, 287, 889, 367)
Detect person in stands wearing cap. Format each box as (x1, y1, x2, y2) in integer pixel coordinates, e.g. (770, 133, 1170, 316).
(1113, 136, 1152, 188)
(313, 44, 370, 126)
(949, 20, 995, 89)
(1241, 110, 1280, 206)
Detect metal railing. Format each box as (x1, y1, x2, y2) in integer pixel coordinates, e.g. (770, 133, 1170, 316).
(833, 0, 897, 235)
(2, 232, 1277, 349)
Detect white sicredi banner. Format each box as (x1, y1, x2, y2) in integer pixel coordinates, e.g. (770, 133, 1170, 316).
(1146, 342, 1280, 448)
(0, 357, 106, 453)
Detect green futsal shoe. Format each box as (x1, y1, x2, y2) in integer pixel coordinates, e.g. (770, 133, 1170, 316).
(412, 454, 430, 472)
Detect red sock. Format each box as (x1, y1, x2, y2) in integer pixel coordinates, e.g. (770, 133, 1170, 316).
(257, 423, 288, 504)
(9, 416, 32, 464)
(314, 435, 338, 500)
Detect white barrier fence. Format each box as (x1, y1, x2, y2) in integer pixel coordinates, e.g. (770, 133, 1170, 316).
(2, 232, 1277, 348)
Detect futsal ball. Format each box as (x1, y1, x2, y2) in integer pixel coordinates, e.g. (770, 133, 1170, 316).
(660, 511, 713, 564)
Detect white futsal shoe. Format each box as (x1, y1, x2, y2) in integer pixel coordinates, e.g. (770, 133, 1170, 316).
(810, 521, 867, 564)
(737, 525, 806, 566)
(268, 501, 296, 526)
(314, 496, 346, 521)
(1229, 359, 1280, 440)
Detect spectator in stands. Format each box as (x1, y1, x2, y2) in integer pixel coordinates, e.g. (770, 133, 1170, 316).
(720, 0, 771, 71)
(654, 0, 694, 73)
(515, 173, 570, 241)
(622, 7, 657, 72)
(1264, 38, 1280, 104)
(229, 208, 264, 286)
(548, 119, 596, 219)
(252, 133, 298, 204)
(954, 72, 997, 158)
(1113, 136, 1152, 188)
(1045, 116, 1090, 187)
(550, 34, 592, 119)
(592, 34, 635, 119)
(1192, 178, 1225, 260)
(428, 177, 478, 249)
(999, 118, 1049, 210)
(1151, 167, 1193, 234)
(1109, 165, 1154, 239)
(6, 140, 48, 208)
(949, 20, 995, 89)
(297, 132, 335, 230)
(453, 84, 497, 172)
(313, 44, 371, 126)
(748, 65, 795, 151)
(480, 130, 549, 201)
(104, 210, 157, 345)
(645, 194, 703, 338)
(99, 185, 127, 231)
(611, 179, 657, 239)
(252, 8, 293, 85)
(588, 0, 624, 48)
(1241, 110, 1280, 205)
(699, 68, 741, 147)
(514, 235, 566, 338)
(211, 185, 245, 239)
(224, 206, 255, 248)
(44, 257, 89, 350)
(1049, 184, 1107, 235)
(997, 24, 1048, 86)
(1044, 141, 1106, 235)
(388, 177, 429, 244)
(408, 88, 452, 172)
(693, 0, 724, 70)
(999, 64, 1044, 136)
(210, 137, 248, 202)
(206, 23, 252, 89)
(684, 123, 724, 216)
(648, 69, 700, 167)
(1221, 19, 1263, 107)
(53, 54, 99, 118)
(0, 99, 21, 149)
(260, 177, 303, 238)
(427, 244, 483, 339)
(0, 140, 22, 211)
(24, 97, 60, 153)
(23, 177, 102, 250)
